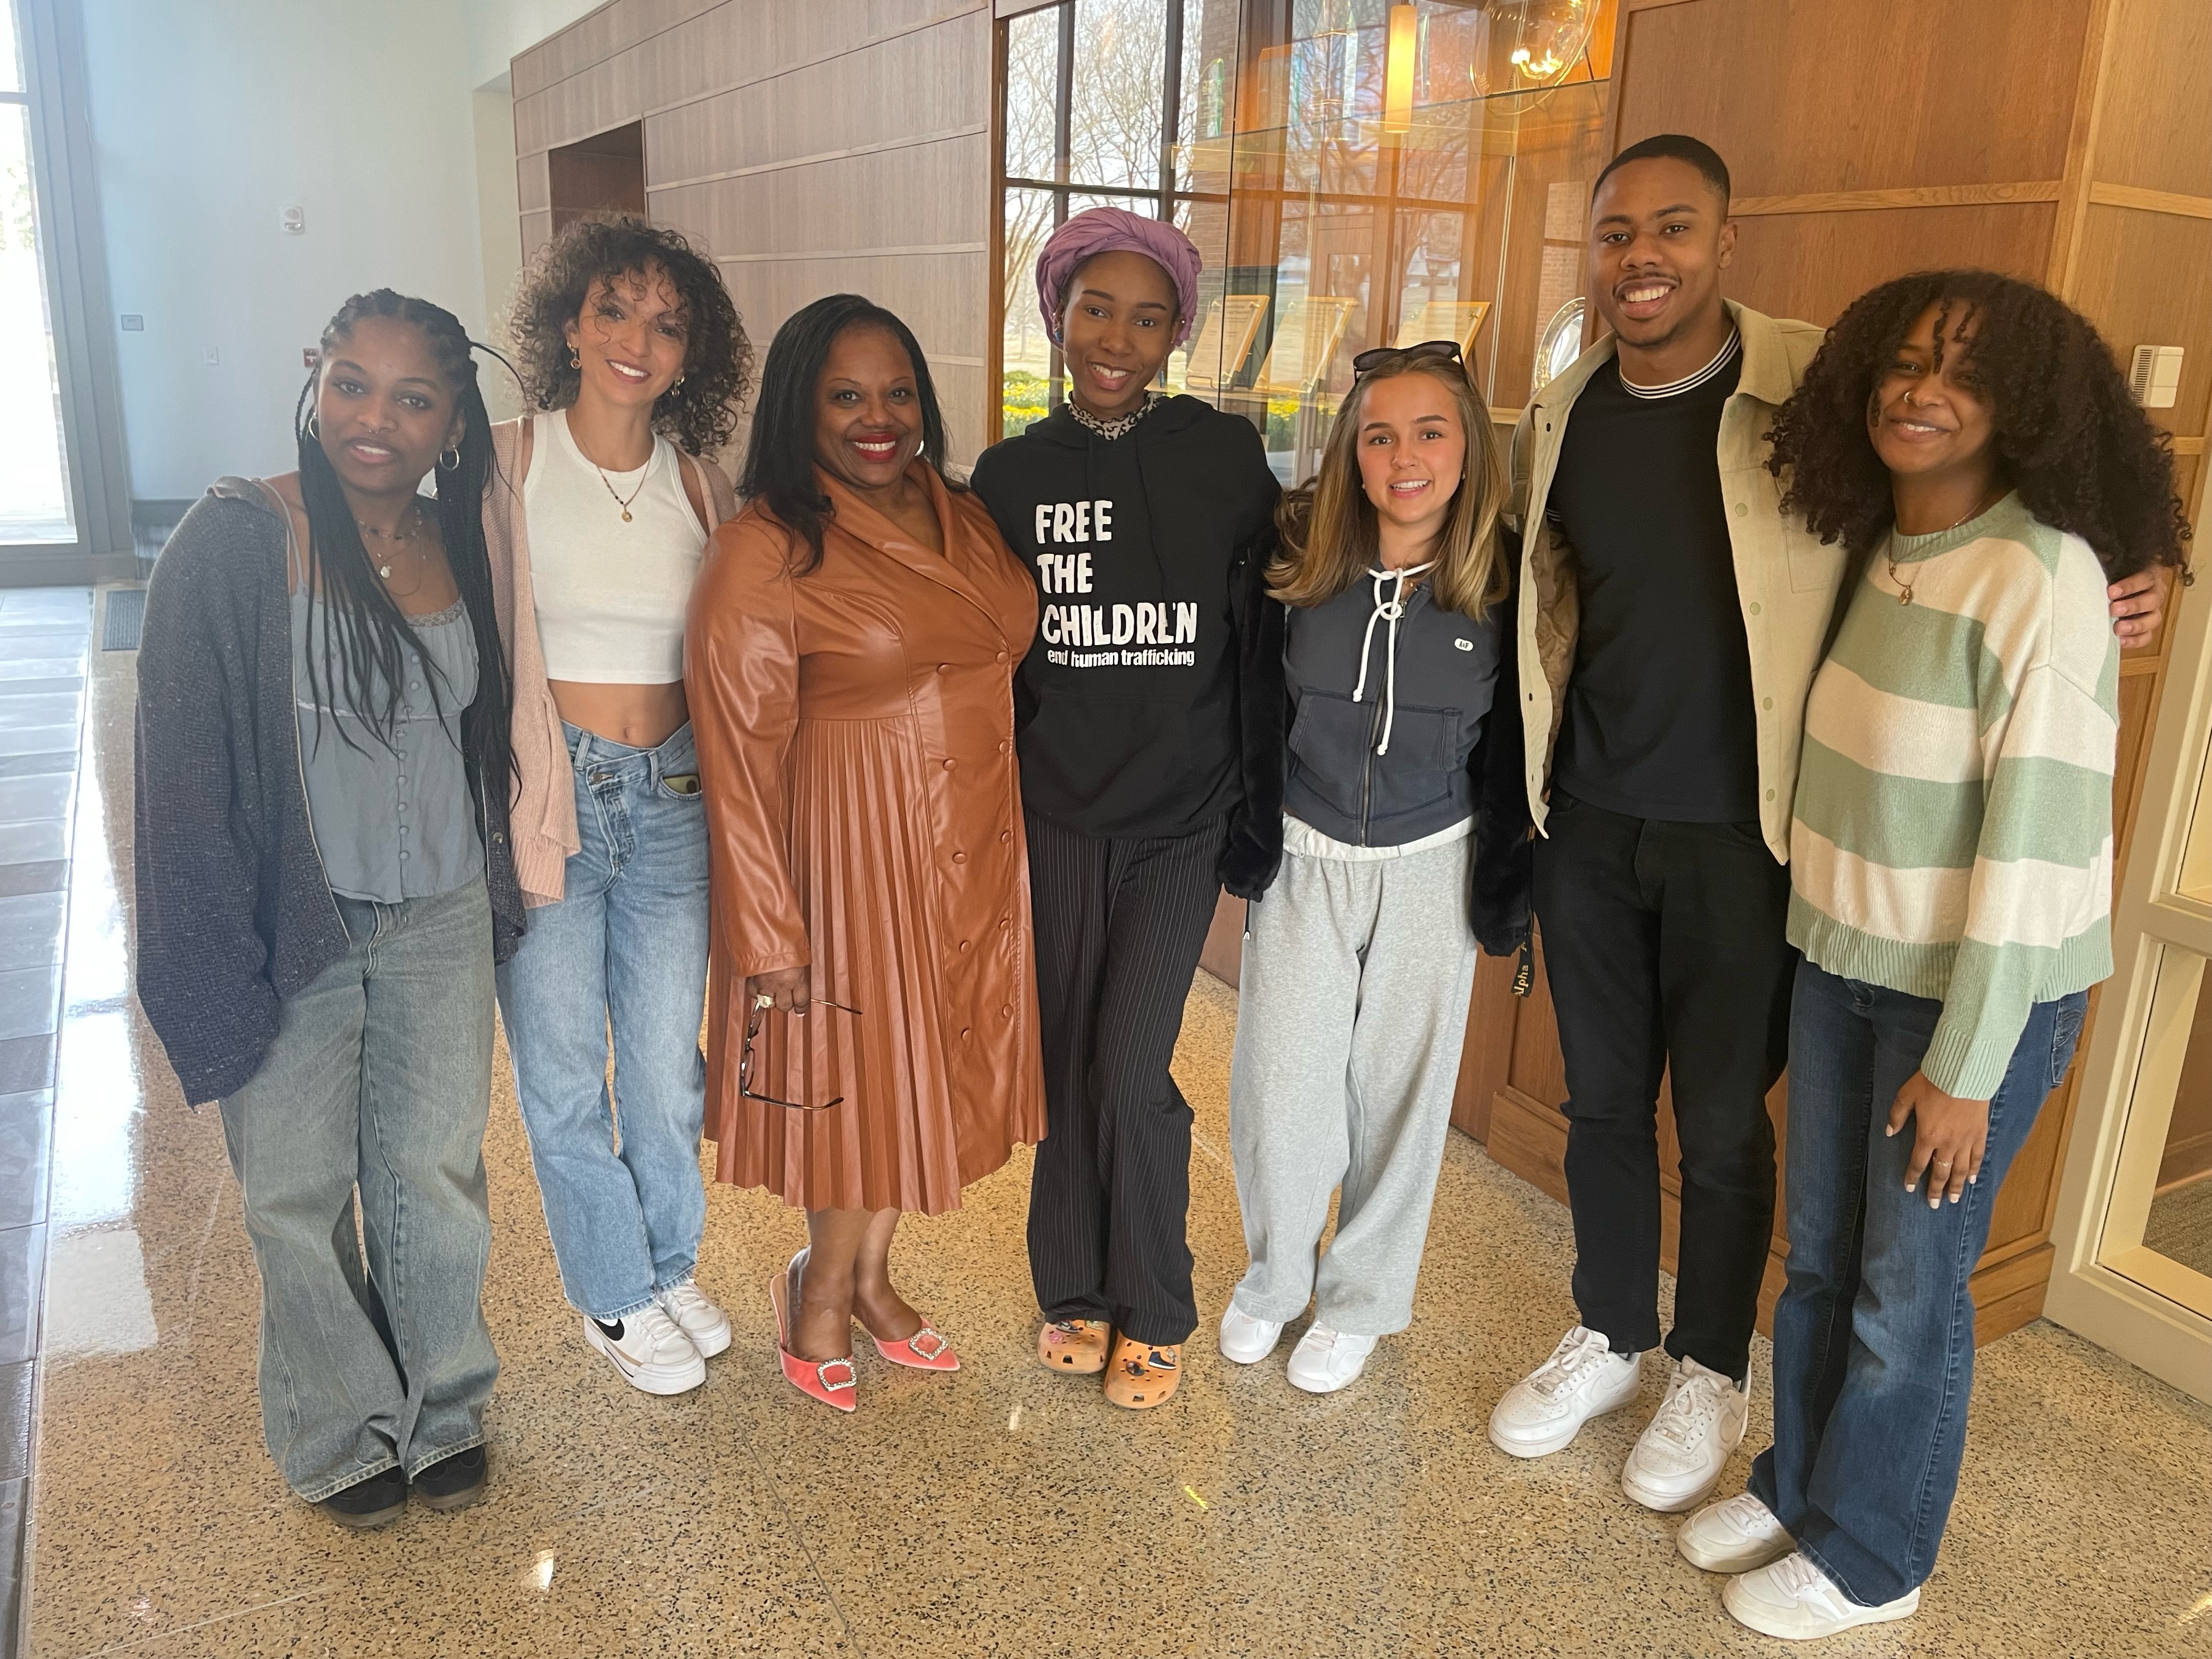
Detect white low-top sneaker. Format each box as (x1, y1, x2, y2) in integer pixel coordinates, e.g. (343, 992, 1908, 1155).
(657, 1281, 732, 1359)
(1487, 1325, 1641, 1458)
(584, 1304, 706, 1395)
(1678, 1492, 1793, 1574)
(1217, 1302, 1285, 1365)
(1622, 1355, 1749, 1512)
(1285, 1324, 1376, 1393)
(1724, 1551, 1921, 1640)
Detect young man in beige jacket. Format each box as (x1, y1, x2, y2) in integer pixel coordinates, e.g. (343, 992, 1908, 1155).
(1483, 134, 2166, 1516)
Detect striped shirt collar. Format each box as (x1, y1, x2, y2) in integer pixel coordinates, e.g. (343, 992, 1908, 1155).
(1619, 329, 1742, 400)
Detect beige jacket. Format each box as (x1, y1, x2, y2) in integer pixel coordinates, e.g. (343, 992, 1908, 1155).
(483, 416, 740, 904)
(1506, 300, 1838, 862)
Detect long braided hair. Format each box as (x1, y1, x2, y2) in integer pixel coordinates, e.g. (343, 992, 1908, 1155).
(294, 290, 515, 826)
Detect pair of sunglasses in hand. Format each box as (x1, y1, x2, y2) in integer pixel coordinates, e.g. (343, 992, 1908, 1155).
(741, 992, 861, 1112)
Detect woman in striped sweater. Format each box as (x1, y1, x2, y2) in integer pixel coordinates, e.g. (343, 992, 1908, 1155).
(1672, 271, 2191, 1641)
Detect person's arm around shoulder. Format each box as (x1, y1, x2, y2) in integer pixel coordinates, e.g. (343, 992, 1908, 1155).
(133, 496, 283, 1104)
(685, 511, 814, 1009)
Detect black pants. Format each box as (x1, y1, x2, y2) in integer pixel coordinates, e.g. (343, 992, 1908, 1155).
(1532, 791, 1794, 1380)
(1024, 809, 1226, 1347)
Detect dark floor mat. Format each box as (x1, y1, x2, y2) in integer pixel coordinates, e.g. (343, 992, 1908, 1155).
(102, 588, 146, 651)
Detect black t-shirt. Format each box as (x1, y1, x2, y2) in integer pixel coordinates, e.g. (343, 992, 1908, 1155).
(1544, 349, 1760, 823)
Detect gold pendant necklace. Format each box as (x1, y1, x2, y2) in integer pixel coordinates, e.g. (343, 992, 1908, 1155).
(596, 458, 650, 523)
(360, 501, 425, 580)
(1889, 488, 2000, 607)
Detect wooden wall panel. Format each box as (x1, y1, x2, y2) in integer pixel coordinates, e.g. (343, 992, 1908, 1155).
(509, 0, 996, 461)
(516, 151, 551, 216)
(2090, 0, 2212, 199)
(1725, 204, 2056, 329)
(2066, 206, 2212, 443)
(645, 15, 987, 189)
(520, 210, 554, 263)
(1613, 0, 2090, 198)
(653, 140, 989, 264)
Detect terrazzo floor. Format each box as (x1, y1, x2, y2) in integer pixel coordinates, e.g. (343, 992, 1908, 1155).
(21, 610, 2212, 1658)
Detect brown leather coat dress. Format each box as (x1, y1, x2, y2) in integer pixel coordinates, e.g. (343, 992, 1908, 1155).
(686, 464, 1046, 1215)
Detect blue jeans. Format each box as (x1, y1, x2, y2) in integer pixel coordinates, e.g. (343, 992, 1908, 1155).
(218, 878, 498, 1501)
(497, 721, 709, 1322)
(1749, 960, 2087, 1605)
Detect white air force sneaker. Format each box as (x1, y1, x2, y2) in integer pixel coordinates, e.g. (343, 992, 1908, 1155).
(1677, 1491, 1793, 1574)
(656, 1281, 732, 1359)
(1217, 1302, 1285, 1365)
(1487, 1325, 1642, 1458)
(1724, 1551, 1921, 1640)
(1621, 1355, 1749, 1512)
(1285, 1324, 1376, 1393)
(584, 1304, 706, 1395)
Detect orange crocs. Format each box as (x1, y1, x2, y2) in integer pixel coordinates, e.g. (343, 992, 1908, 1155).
(1037, 1317, 1112, 1375)
(1103, 1335, 1181, 1409)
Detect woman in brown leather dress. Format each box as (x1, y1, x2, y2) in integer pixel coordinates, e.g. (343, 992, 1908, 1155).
(686, 295, 1045, 1411)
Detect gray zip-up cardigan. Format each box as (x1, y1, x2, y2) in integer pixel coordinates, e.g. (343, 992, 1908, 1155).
(133, 479, 523, 1105)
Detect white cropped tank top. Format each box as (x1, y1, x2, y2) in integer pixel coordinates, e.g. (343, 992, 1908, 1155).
(526, 407, 708, 682)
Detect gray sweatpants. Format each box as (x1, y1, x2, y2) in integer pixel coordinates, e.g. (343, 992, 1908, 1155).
(1228, 822, 1480, 1337)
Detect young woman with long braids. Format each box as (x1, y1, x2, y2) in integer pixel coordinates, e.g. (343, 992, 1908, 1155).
(487, 215, 748, 1397)
(688, 295, 1043, 1412)
(136, 290, 519, 1527)
(970, 208, 1284, 1410)
(1219, 342, 1519, 1395)
(1671, 271, 2190, 1640)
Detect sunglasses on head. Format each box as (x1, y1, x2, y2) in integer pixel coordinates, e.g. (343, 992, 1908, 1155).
(1351, 338, 1466, 377)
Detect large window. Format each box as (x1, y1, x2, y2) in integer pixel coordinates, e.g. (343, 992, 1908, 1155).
(1, 0, 71, 544)
(996, 0, 1615, 479)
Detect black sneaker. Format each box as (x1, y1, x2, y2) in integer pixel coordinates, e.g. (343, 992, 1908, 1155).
(320, 1465, 408, 1529)
(413, 1444, 488, 1512)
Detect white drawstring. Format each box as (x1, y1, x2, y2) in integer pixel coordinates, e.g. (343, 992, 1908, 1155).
(1348, 560, 1435, 755)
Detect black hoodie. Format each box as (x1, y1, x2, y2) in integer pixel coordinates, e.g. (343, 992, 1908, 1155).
(972, 394, 1284, 897)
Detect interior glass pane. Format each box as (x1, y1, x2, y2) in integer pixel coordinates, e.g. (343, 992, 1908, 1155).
(0, 0, 21, 95)
(1003, 4, 1062, 184)
(2143, 966, 2212, 1279)
(1069, 0, 1168, 192)
(1001, 185, 1061, 439)
(1, 100, 74, 542)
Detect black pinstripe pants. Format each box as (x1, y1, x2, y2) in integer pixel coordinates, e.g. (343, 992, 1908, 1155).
(1023, 808, 1227, 1347)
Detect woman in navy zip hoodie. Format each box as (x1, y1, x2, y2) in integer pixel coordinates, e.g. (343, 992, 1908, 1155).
(970, 208, 1282, 1409)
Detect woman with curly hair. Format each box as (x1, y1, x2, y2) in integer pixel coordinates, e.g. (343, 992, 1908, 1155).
(1674, 270, 2189, 1641)
(487, 213, 751, 1396)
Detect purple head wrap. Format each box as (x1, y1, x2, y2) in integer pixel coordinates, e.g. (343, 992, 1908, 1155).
(1035, 207, 1203, 349)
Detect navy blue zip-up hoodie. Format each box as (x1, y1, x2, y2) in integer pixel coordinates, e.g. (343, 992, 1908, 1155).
(972, 395, 1285, 898)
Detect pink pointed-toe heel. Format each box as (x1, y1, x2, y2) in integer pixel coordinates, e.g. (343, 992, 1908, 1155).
(768, 1249, 857, 1413)
(866, 1322, 961, 1373)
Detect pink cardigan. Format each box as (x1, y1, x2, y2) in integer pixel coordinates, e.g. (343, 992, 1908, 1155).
(485, 416, 741, 905)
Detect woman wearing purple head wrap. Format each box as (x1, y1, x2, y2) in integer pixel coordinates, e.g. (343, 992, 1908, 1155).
(970, 207, 1285, 1410)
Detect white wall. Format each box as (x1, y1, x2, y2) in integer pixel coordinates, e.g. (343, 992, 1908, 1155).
(83, 0, 603, 499)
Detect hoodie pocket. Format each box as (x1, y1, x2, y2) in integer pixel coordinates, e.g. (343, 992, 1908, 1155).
(1288, 692, 1457, 825)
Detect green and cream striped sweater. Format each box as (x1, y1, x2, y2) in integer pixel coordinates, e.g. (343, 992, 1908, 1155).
(1789, 494, 2117, 1099)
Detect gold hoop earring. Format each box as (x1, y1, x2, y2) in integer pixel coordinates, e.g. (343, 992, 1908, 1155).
(569, 351, 582, 369)
(438, 445, 461, 472)
(304, 411, 320, 438)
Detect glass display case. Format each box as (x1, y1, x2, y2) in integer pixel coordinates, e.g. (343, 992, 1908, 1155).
(997, 0, 1617, 482)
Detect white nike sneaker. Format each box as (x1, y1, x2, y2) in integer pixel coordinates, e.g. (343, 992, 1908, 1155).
(656, 1281, 732, 1359)
(1218, 1302, 1285, 1365)
(1622, 1355, 1749, 1512)
(1285, 1324, 1376, 1394)
(1487, 1325, 1642, 1458)
(1724, 1551, 1920, 1640)
(583, 1304, 706, 1395)
(1678, 1491, 1793, 1574)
